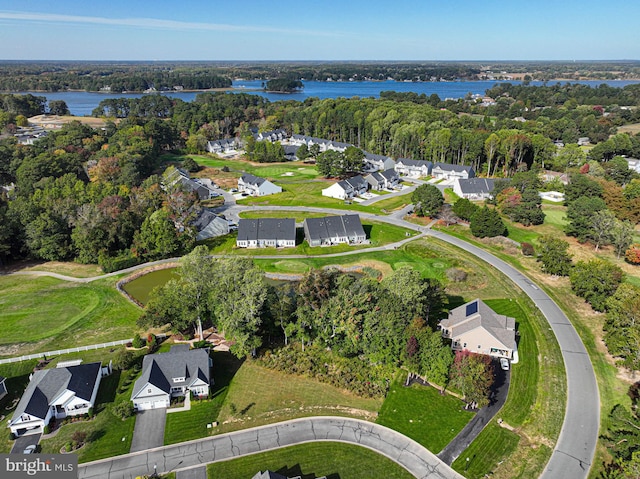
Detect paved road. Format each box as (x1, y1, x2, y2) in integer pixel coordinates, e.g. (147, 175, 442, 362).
(176, 466, 207, 479)
(425, 229, 599, 478)
(78, 416, 463, 479)
(130, 409, 166, 453)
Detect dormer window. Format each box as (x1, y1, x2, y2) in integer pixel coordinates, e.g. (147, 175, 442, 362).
(173, 377, 185, 383)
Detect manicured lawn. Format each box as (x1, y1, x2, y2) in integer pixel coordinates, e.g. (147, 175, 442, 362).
(370, 191, 414, 212)
(376, 375, 474, 453)
(206, 442, 415, 479)
(0, 360, 39, 453)
(0, 276, 141, 356)
(215, 360, 382, 435)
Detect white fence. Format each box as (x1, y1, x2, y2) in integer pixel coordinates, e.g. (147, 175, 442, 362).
(0, 339, 133, 365)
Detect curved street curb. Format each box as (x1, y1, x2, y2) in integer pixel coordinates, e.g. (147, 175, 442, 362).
(77, 416, 464, 479)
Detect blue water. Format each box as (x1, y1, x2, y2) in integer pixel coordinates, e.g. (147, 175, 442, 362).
(16, 79, 640, 116)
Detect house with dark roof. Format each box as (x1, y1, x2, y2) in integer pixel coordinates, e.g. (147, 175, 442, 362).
(452, 178, 495, 200)
(256, 129, 288, 142)
(431, 162, 475, 180)
(0, 375, 7, 400)
(303, 215, 367, 246)
(131, 345, 211, 411)
(206, 138, 240, 154)
(283, 144, 300, 161)
(193, 209, 230, 241)
(363, 151, 396, 172)
(394, 158, 433, 178)
(321, 175, 368, 200)
(440, 299, 517, 361)
(236, 218, 296, 248)
(365, 168, 400, 190)
(164, 167, 218, 200)
(8, 362, 102, 437)
(238, 173, 282, 197)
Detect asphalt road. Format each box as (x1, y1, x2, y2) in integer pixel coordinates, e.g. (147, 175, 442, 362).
(425, 229, 599, 478)
(78, 416, 464, 479)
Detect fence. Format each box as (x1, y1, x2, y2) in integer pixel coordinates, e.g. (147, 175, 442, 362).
(0, 339, 133, 365)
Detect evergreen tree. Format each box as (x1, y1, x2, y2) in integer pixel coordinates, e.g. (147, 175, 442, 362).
(469, 206, 507, 238)
(536, 235, 573, 276)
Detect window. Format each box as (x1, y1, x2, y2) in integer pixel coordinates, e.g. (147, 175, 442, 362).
(478, 345, 481, 349)
(147, 389, 152, 394)
(463, 343, 467, 348)
(173, 377, 185, 383)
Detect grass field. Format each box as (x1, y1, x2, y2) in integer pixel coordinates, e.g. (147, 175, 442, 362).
(376, 375, 474, 453)
(206, 442, 415, 479)
(0, 276, 141, 357)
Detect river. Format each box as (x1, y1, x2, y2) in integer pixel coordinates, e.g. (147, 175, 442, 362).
(15, 79, 640, 116)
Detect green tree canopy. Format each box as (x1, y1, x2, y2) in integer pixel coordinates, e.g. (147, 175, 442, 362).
(411, 184, 444, 217)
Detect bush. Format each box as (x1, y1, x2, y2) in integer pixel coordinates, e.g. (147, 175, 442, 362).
(625, 244, 640, 264)
(64, 442, 72, 453)
(182, 157, 200, 173)
(132, 335, 145, 349)
(521, 242, 535, 256)
(192, 340, 208, 349)
(98, 250, 142, 273)
(71, 431, 87, 445)
(112, 401, 135, 420)
(445, 268, 467, 282)
(113, 350, 135, 370)
(146, 333, 157, 352)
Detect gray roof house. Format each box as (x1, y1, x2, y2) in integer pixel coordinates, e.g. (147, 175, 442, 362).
(321, 175, 368, 200)
(394, 158, 433, 178)
(193, 209, 230, 241)
(256, 129, 288, 142)
(283, 144, 300, 161)
(164, 168, 218, 200)
(303, 215, 367, 247)
(238, 173, 282, 197)
(440, 299, 517, 361)
(452, 178, 495, 200)
(363, 151, 396, 172)
(8, 363, 102, 436)
(432, 162, 475, 180)
(206, 138, 240, 154)
(365, 168, 400, 190)
(131, 345, 211, 411)
(236, 218, 296, 248)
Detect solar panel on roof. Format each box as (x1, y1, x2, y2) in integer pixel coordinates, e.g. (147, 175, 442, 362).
(466, 301, 478, 317)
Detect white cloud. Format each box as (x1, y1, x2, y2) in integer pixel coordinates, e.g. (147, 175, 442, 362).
(0, 10, 341, 37)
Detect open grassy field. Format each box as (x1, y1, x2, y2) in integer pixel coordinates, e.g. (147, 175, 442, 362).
(0, 276, 141, 357)
(377, 374, 474, 453)
(206, 442, 415, 479)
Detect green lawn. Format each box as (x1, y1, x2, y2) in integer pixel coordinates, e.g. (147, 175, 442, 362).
(206, 442, 415, 479)
(376, 375, 474, 453)
(0, 276, 141, 356)
(0, 361, 39, 453)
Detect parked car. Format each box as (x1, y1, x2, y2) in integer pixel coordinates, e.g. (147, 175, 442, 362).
(500, 358, 510, 371)
(23, 445, 37, 454)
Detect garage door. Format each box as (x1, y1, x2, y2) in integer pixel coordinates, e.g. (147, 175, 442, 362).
(153, 399, 168, 409)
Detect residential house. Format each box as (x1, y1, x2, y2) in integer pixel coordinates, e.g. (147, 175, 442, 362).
(431, 162, 475, 180)
(624, 157, 640, 174)
(283, 145, 300, 161)
(577, 137, 591, 146)
(206, 138, 240, 154)
(363, 152, 396, 172)
(236, 218, 296, 248)
(453, 178, 495, 200)
(131, 345, 211, 411)
(440, 299, 517, 361)
(0, 375, 7, 400)
(256, 129, 288, 142)
(238, 173, 282, 196)
(365, 169, 400, 190)
(303, 214, 367, 246)
(540, 170, 569, 185)
(8, 362, 102, 437)
(289, 135, 350, 153)
(193, 209, 230, 241)
(539, 191, 565, 203)
(321, 175, 368, 200)
(394, 158, 433, 178)
(164, 168, 218, 200)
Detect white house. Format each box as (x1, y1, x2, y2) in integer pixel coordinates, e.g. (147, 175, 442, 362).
(363, 152, 396, 172)
(8, 362, 102, 437)
(238, 173, 282, 196)
(432, 162, 475, 180)
(236, 218, 296, 248)
(321, 175, 368, 200)
(453, 178, 495, 200)
(365, 169, 400, 190)
(131, 345, 211, 411)
(303, 215, 367, 246)
(440, 299, 517, 361)
(394, 158, 433, 178)
(206, 138, 240, 154)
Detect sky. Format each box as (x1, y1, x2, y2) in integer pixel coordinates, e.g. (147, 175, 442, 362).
(0, 0, 637, 61)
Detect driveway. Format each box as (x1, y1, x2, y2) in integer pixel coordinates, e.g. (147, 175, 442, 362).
(438, 359, 511, 465)
(10, 432, 41, 454)
(130, 409, 166, 453)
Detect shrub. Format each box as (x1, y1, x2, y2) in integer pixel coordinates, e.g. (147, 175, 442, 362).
(626, 244, 640, 264)
(182, 157, 200, 173)
(132, 335, 145, 349)
(146, 333, 157, 352)
(521, 242, 535, 256)
(64, 443, 72, 453)
(192, 340, 208, 349)
(98, 250, 141, 273)
(71, 431, 87, 445)
(112, 401, 135, 420)
(113, 350, 135, 370)
(445, 268, 467, 282)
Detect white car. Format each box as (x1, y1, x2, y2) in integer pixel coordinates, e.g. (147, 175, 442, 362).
(23, 445, 37, 454)
(500, 358, 510, 371)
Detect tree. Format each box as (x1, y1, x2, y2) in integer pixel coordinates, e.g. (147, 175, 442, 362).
(265, 78, 303, 92)
(565, 196, 607, 242)
(564, 173, 604, 204)
(25, 212, 73, 261)
(381, 266, 444, 324)
(537, 235, 573, 276)
(512, 187, 545, 226)
(132, 208, 190, 261)
(589, 209, 617, 251)
(180, 245, 216, 340)
(448, 350, 494, 408)
(470, 206, 507, 238)
(266, 284, 297, 346)
(452, 197, 478, 221)
(570, 259, 624, 312)
(342, 146, 365, 173)
(47, 100, 70, 116)
(296, 143, 310, 161)
(604, 284, 640, 370)
(411, 184, 444, 217)
(418, 328, 454, 389)
(611, 220, 634, 259)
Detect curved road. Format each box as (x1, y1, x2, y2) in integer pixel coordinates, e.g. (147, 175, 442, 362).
(8, 203, 600, 477)
(78, 416, 463, 479)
